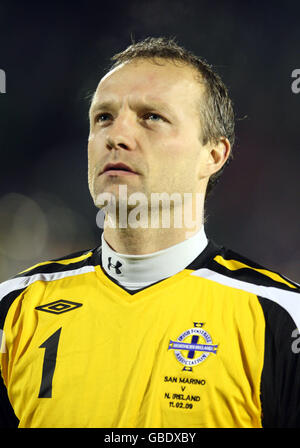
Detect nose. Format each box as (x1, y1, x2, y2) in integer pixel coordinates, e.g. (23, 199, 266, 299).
(105, 111, 137, 152)
(106, 135, 129, 151)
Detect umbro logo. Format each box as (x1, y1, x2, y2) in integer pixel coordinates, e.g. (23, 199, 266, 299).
(35, 300, 83, 315)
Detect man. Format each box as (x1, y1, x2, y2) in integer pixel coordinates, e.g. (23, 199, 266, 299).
(0, 37, 299, 428)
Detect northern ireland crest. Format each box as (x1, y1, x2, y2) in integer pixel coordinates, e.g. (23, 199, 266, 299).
(168, 322, 218, 370)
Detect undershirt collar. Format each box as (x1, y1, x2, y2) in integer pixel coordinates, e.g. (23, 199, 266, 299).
(101, 228, 208, 290)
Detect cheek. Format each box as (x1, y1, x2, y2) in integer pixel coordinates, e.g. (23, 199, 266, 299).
(88, 131, 96, 154)
(87, 135, 99, 170)
(87, 141, 98, 188)
(161, 139, 202, 189)
(87, 145, 93, 175)
(159, 133, 200, 169)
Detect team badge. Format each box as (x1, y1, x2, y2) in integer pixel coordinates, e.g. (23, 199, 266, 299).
(168, 322, 218, 370)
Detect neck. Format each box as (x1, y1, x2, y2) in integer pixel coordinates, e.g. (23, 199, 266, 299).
(103, 226, 202, 255)
(102, 195, 205, 255)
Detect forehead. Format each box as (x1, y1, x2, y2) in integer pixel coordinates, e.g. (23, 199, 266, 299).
(91, 59, 204, 110)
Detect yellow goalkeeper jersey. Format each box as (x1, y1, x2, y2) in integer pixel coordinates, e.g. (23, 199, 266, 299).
(0, 239, 300, 428)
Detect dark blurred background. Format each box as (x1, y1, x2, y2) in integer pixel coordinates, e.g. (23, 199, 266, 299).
(0, 0, 299, 282)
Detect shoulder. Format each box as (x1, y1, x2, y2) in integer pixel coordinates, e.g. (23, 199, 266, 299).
(0, 246, 100, 323)
(206, 245, 299, 291)
(192, 242, 300, 329)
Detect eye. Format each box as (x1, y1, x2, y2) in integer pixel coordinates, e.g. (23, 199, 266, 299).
(95, 112, 113, 123)
(143, 112, 164, 122)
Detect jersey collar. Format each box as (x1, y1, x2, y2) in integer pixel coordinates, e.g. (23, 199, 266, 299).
(101, 227, 208, 290)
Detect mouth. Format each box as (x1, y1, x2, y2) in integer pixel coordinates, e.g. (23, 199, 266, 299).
(100, 162, 139, 177)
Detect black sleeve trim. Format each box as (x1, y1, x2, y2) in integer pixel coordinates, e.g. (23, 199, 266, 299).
(13, 256, 93, 279)
(258, 295, 300, 427)
(0, 288, 26, 329)
(0, 372, 19, 428)
(209, 259, 299, 293)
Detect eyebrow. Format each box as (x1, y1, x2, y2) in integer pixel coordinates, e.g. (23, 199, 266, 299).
(89, 99, 176, 119)
(89, 100, 117, 115)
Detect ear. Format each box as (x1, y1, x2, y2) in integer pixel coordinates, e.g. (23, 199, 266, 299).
(202, 137, 231, 178)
